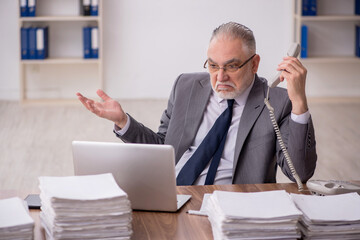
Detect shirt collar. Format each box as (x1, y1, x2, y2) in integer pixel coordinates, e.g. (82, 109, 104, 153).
(214, 75, 255, 107)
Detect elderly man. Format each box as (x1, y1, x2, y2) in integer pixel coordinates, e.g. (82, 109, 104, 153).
(77, 22, 317, 186)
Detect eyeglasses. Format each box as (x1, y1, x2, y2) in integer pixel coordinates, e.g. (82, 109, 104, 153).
(203, 54, 256, 73)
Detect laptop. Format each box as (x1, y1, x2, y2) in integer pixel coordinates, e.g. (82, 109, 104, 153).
(72, 141, 191, 212)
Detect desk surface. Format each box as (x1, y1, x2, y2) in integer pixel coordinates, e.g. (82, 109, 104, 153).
(1, 183, 306, 240)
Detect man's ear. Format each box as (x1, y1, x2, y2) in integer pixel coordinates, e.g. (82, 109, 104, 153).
(252, 54, 260, 74)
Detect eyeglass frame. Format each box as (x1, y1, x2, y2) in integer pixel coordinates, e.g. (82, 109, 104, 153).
(203, 54, 256, 73)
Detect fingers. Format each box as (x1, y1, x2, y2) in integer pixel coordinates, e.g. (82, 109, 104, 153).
(277, 57, 307, 82)
(76, 92, 100, 114)
(96, 89, 112, 102)
(276, 57, 308, 113)
(277, 57, 302, 73)
(76, 90, 122, 122)
(76, 92, 91, 111)
(87, 100, 102, 116)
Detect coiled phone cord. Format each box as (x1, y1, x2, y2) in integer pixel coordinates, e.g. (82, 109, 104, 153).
(264, 87, 304, 192)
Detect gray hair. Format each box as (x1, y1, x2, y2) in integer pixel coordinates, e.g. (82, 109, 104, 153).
(210, 22, 256, 54)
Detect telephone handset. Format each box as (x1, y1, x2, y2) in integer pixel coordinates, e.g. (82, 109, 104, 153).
(267, 43, 301, 88)
(264, 43, 304, 191)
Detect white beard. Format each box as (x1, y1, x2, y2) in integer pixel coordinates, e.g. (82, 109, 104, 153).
(212, 81, 242, 99)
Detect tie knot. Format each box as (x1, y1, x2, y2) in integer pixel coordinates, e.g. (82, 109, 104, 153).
(227, 99, 235, 108)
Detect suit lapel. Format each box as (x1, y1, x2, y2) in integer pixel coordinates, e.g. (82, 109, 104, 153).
(233, 76, 266, 173)
(176, 76, 212, 161)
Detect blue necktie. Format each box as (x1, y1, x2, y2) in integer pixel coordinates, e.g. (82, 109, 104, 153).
(176, 99, 235, 186)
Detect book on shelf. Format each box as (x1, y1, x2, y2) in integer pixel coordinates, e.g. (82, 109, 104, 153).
(21, 26, 49, 60)
(91, 27, 99, 58)
(83, 26, 99, 59)
(301, 25, 308, 58)
(83, 0, 91, 16)
(27, 0, 36, 17)
(83, 27, 92, 59)
(302, 0, 317, 16)
(36, 27, 49, 59)
(19, 0, 27, 17)
(19, 0, 36, 17)
(356, 0, 360, 15)
(21, 27, 29, 59)
(28, 27, 37, 59)
(91, 0, 99, 16)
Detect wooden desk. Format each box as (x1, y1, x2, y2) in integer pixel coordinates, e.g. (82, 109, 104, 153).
(1, 183, 306, 240)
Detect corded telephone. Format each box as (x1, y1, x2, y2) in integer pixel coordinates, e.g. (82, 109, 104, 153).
(306, 180, 360, 196)
(264, 43, 304, 191)
(265, 44, 360, 195)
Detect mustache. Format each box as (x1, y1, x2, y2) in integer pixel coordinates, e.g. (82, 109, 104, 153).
(215, 81, 236, 89)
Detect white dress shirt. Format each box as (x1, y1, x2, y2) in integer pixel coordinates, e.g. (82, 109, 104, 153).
(174, 80, 255, 185)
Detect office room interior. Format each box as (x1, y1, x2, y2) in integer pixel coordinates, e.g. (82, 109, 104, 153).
(0, 0, 359, 194)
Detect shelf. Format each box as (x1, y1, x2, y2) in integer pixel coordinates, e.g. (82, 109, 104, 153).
(21, 58, 100, 65)
(19, 16, 100, 22)
(300, 56, 360, 63)
(295, 15, 360, 21)
(18, 0, 103, 103)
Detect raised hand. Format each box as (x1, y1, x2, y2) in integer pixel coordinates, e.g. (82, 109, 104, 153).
(76, 89, 128, 128)
(277, 56, 308, 115)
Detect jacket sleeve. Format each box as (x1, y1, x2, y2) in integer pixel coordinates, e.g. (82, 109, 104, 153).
(114, 74, 181, 144)
(276, 98, 317, 183)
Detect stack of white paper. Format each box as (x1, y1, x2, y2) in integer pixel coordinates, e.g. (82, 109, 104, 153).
(0, 197, 34, 239)
(291, 192, 360, 240)
(206, 190, 303, 240)
(39, 173, 132, 240)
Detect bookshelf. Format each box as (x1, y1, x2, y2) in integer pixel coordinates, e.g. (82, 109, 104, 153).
(293, 0, 360, 63)
(18, 0, 103, 103)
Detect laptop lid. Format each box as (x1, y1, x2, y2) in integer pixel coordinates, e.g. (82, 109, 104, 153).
(72, 141, 190, 212)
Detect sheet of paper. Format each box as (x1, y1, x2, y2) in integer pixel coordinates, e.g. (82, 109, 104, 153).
(187, 193, 211, 216)
(211, 190, 302, 219)
(39, 173, 128, 201)
(39, 173, 132, 239)
(0, 197, 34, 228)
(291, 192, 360, 222)
(206, 190, 303, 240)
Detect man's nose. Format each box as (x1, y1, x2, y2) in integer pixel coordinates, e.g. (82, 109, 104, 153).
(217, 69, 228, 82)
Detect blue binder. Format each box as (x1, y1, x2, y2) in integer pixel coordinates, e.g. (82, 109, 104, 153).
(302, 0, 309, 16)
(301, 25, 308, 58)
(20, 0, 28, 17)
(356, 0, 360, 15)
(28, 0, 36, 17)
(83, 27, 92, 59)
(36, 27, 49, 59)
(91, 27, 99, 58)
(21, 27, 29, 59)
(90, 0, 98, 16)
(356, 26, 360, 57)
(309, 0, 317, 16)
(302, 0, 317, 16)
(44, 27, 49, 58)
(28, 27, 37, 59)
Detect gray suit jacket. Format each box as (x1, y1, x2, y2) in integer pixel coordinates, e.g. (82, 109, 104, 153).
(117, 72, 317, 184)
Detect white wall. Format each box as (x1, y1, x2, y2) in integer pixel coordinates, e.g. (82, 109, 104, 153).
(0, 0, 359, 100)
(0, 0, 19, 100)
(102, 0, 293, 99)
